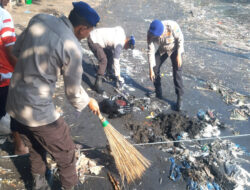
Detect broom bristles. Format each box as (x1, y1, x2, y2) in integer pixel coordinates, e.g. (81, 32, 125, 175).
(103, 122, 151, 184)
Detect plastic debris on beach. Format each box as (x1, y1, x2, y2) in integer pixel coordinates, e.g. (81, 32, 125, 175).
(75, 149, 104, 183)
(0, 178, 22, 188)
(230, 108, 249, 121)
(126, 110, 250, 189)
(99, 95, 133, 118)
(163, 139, 250, 189)
(196, 82, 250, 121)
(46, 149, 104, 184)
(0, 167, 12, 175)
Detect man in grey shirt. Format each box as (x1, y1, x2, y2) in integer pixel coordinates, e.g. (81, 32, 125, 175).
(6, 2, 100, 190)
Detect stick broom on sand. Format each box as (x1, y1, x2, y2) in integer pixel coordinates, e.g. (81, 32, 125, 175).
(98, 112, 151, 184)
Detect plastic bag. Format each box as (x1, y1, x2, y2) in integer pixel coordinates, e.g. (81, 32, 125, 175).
(99, 95, 133, 118)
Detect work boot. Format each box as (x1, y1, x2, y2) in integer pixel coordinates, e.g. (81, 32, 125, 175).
(176, 95, 183, 111)
(32, 174, 51, 190)
(146, 77, 162, 98)
(94, 75, 104, 94)
(154, 76, 162, 99)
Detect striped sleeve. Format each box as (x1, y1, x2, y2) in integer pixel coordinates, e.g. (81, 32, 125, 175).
(0, 10, 16, 47)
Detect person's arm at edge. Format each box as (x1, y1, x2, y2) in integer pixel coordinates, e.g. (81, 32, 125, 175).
(5, 45, 17, 67)
(147, 33, 156, 81)
(113, 44, 122, 80)
(62, 42, 99, 114)
(173, 22, 184, 68)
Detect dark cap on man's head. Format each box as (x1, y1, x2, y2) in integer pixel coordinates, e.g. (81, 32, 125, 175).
(149, 19, 164, 37)
(129, 35, 135, 49)
(72, 1, 100, 26)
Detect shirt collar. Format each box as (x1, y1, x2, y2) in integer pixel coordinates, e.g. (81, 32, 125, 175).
(59, 16, 74, 33)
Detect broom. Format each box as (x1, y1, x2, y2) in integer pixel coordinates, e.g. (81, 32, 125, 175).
(98, 112, 151, 184)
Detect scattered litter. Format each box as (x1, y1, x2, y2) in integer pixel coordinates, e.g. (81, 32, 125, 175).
(128, 109, 250, 189)
(102, 92, 109, 99)
(206, 109, 214, 119)
(196, 82, 249, 121)
(187, 179, 200, 190)
(207, 182, 214, 189)
(197, 109, 206, 120)
(75, 149, 104, 183)
(144, 19, 152, 23)
(230, 108, 248, 121)
(199, 124, 221, 138)
(0, 167, 12, 175)
(169, 157, 182, 182)
(208, 83, 218, 91)
(108, 172, 121, 190)
(177, 132, 189, 140)
(159, 177, 162, 184)
(0, 137, 7, 145)
(46, 149, 104, 184)
(212, 182, 221, 190)
(124, 84, 135, 92)
(128, 113, 205, 143)
(145, 112, 155, 119)
(0, 179, 18, 188)
(99, 95, 133, 118)
(201, 144, 209, 152)
(24, 10, 31, 14)
(224, 162, 250, 187)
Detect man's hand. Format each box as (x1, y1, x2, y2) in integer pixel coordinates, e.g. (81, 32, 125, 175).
(177, 53, 182, 68)
(88, 98, 100, 115)
(149, 69, 155, 81)
(118, 76, 124, 84)
(116, 76, 125, 89)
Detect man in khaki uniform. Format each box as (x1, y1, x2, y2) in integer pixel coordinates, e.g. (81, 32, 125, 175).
(147, 19, 184, 111)
(88, 26, 135, 93)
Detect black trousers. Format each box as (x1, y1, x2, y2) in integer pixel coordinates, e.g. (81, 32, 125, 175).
(88, 37, 114, 76)
(153, 50, 184, 96)
(0, 85, 9, 119)
(11, 117, 77, 189)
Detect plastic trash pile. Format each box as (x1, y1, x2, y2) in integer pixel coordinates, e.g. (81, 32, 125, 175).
(200, 82, 250, 121)
(169, 157, 222, 190)
(46, 149, 104, 184)
(99, 95, 133, 118)
(163, 139, 250, 190)
(195, 109, 221, 138)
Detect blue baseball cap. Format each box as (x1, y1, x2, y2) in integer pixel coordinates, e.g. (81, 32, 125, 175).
(72, 1, 100, 26)
(129, 35, 135, 49)
(149, 20, 164, 37)
(130, 35, 135, 45)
